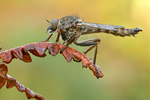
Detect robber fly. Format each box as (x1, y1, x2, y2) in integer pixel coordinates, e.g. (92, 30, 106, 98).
(45, 15, 142, 65)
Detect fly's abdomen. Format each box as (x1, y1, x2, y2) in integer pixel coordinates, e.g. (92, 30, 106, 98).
(77, 22, 142, 37)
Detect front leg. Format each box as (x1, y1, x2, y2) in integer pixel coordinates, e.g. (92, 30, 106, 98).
(60, 37, 76, 54)
(43, 32, 54, 42)
(74, 38, 101, 65)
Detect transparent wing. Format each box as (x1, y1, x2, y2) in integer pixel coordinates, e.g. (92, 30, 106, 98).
(78, 22, 125, 30)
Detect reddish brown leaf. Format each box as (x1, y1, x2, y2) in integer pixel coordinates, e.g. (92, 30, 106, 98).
(33, 42, 48, 56)
(6, 75, 16, 88)
(28, 43, 47, 57)
(23, 43, 35, 51)
(0, 64, 8, 75)
(94, 65, 104, 78)
(71, 48, 103, 78)
(0, 42, 104, 79)
(0, 64, 46, 100)
(0, 51, 12, 64)
(72, 50, 82, 61)
(29, 49, 44, 57)
(0, 42, 104, 99)
(12, 48, 32, 62)
(22, 51, 32, 62)
(89, 64, 104, 78)
(81, 56, 92, 68)
(25, 88, 36, 99)
(62, 47, 73, 62)
(11, 52, 18, 59)
(15, 81, 25, 92)
(0, 64, 7, 88)
(12, 48, 23, 60)
(0, 77, 6, 89)
(48, 43, 60, 56)
(46, 42, 54, 49)
(35, 94, 46, 100)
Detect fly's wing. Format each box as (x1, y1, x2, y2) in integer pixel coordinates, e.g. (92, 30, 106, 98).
(77, 22, 142, 37)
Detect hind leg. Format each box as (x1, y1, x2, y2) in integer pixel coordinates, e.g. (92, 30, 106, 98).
(74, 38, 101, 64)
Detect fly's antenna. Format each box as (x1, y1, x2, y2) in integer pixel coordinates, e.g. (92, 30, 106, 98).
(45, 18, 51, 23)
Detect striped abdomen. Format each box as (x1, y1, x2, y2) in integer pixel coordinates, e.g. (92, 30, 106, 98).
(77, 22, 142, 37)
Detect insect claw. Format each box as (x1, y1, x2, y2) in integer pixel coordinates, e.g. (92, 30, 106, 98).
(60, 46, 67, 54)
(59, 47, 63, 53)
(132, 34, 135, 37)
(60, 48, 64, 54)
(130, 27, 142, 36)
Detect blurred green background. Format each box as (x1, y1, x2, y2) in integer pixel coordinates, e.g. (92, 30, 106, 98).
(0, 0, 149, 100)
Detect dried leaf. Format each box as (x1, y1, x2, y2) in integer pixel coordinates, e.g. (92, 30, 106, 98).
(25, 88, 36, 99)
(0, 42, 104, 99)
(12, 48, 24, 59)
(62, 47, 73, 62)
(15, 81, 25, 92)
(0, 64, 8, 75)
(35, 94, 46, 100)
(49, 43, 59, 56)
(6, 75, 16, 88)
(0, 42, 104, 78)
(0, 77, 6, 89)
(0, 51, 12, 64)
(33, 43, 47, 56)
(89, 64, 104, 78)
(0, 64, 46, 100)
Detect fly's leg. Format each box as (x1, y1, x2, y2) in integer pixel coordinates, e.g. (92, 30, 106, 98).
(43, 32, 55, 42)
(73, 45, 96, 62)
(60, 37, 76, 53)
(44, 29, 60, 42)
(74, 38, 100, 65)
(48, 31, 61, 51)
(55, 32, 60, 42)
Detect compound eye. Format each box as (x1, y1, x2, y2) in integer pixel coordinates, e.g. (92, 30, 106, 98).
(51, 19, 59, 31)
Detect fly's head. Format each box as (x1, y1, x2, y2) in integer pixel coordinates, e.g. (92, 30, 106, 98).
(46, 19, 59, 33)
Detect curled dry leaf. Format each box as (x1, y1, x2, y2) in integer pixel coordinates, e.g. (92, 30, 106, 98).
(0, 64, 46, 100)
(0, 42, 103, 78)
(0, 64, 7, 89)
(0, 42, 104, 100)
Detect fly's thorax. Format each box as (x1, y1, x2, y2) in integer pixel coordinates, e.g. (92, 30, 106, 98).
(58, 16, 82, 42)
(58, 25, 81, 42)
